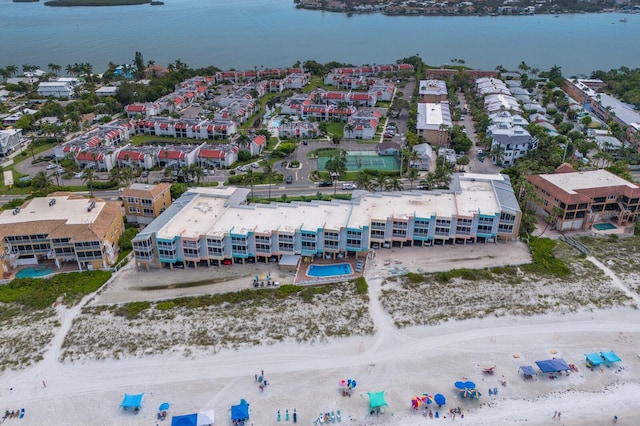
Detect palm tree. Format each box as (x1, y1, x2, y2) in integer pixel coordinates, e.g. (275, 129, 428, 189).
(236, 133, 252, 152)
(489, 144, 505, 166)
(122, 167, 135, 184)
(263, 163, 274, 200)
(82, 168, 96, 197)
(354, 171, 374, 191)
(344, 123, 355, 139)
(109, 167, 122, 185)
(385, 177, 402, 191)
(6, 64, 18, 77)
(407, 167, 419, 192)
(0, 68, 9, 82)
(189, 164, 205, 183)
(32, 170, 53, 193)
(245, 169, 256, 200)
(518, 61, 530, 78)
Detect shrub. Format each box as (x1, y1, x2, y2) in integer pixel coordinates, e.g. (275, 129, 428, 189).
(354, 276, 368, 294)
(88, 180, 118, 190)
(118, 227, 139, 251)
(116, 301, 151, 319)
(0, 270, 112, 309)
(521, 237, 571, 277)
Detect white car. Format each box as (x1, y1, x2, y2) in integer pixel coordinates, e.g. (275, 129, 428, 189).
(74, 172, 84, 179)
(342, 183, 357, 190)
(250, 162, 260, 169)
(46, 164, 57, 170)
(237, 166, 247, 172)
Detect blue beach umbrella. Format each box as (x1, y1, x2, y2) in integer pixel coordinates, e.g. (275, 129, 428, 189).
(159, 402, 170, 411)
(454, 381, 466, 390)
(464, 381, 476, 390)
(434, 394, 446, 406)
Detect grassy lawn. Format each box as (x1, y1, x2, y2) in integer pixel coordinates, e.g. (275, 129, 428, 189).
(302, 76, 333, 93)
(324, 122, 344, 138)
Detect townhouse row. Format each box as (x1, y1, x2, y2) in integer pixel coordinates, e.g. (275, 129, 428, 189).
(131, 174, 521, 270)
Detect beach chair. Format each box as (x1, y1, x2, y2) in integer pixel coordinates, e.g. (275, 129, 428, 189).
(336, 410, 341, 422)
(493, 387, 498, 395)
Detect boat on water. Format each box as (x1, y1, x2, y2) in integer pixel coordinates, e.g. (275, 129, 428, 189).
(620, 17, 628, 22)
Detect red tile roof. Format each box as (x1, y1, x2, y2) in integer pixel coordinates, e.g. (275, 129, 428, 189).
(126, 104, 146, 112)
(198, 149, 225, 159)
(77, 151, 104, 161)
(252, 135, 266, 147)
(158, 149, 185, 160)
(118, 151, 145, 161)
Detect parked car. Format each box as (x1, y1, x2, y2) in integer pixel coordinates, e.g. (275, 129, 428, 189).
(318, 181, 333, 187)
(342, 183, 356, 190)
(237, 166, 247, 172)
(251, 162, 260, 169)
(74, 172, 84, 179)
(46, 163, 57, 170)
(383, 133, 394, 139)
(286, 175, 293, 184)
(141, 170, 149, 178)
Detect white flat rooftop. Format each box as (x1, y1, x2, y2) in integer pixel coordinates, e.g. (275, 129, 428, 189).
(456, 179, 501, 217)
(0, 196, 104, 225)
(542, 170, 639, 194)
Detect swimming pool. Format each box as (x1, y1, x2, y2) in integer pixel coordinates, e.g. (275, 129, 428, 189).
(16, 266, 54, 278)
(593, 222, 617, 231)
(271, 118, 281, 127)
(307, 263, 353, 277)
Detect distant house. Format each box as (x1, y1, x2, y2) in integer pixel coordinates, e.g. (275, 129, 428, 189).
(117, 147, 157, 170)
(248, 134, 267, 157)
(488, 124, 537, 167)
(122, 183, 172, 225)
(0, 128, 21, 157)
(411, 143, 433, 171)
(418, 80, 447, 103)
(416, 102, 452, 146)
(344, 110, 380, 140)
(144, 64, 170, 78)
(95, 86, 118, 97)
(197, 144, 238, 169)
(37, 81, 74, 98)
(377, 141, 401, 156)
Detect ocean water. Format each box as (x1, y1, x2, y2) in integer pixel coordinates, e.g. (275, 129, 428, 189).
(1, 0, 639, 76)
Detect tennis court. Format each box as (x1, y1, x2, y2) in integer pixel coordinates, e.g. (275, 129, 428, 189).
(317, 151, 400, 172)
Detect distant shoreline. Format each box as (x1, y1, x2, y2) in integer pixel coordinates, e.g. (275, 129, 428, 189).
(43, 0, 150, 6)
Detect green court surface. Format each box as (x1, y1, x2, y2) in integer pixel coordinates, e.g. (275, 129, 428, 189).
(317, 151, 400, 172)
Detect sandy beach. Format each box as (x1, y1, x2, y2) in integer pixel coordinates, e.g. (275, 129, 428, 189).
(2, 241, 640, 426)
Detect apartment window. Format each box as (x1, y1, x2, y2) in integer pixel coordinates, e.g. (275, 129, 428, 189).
(435, 219, 451, 236)
(183, 247, 200, 258)
(456, 218, 472, 235)
(141, 199, 153, 207)
(126, 197, 138, 204)
(371, 221, 386, 230)
(143, 208, 154, 216)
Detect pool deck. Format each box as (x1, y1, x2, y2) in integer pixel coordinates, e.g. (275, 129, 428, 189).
(6, 260, 80, 281)
(294, 257, 365, 285)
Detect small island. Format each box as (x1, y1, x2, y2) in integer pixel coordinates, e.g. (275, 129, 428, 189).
(44, 0, 151, 6)
(13, 0, 40, 3)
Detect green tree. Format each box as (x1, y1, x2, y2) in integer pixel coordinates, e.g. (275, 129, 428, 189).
(325, 151, 347, 195)
(81, 168, 95, 197)
(32, 171, 53, 193)
(15, 115, 33, 132)
(407, 167, 419, 192)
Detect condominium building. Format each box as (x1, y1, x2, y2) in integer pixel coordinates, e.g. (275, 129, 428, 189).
(122, 183, 172, 225)
(132, 174, 521, 270)
(416, 102, 452, 146)
(0, 194, 124, 273)
(526, 164, 640, 231)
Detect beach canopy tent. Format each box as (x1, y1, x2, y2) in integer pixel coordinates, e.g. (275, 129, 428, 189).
(520, 366, 536, 378)
(231, 403, 249, 421)
(601, 351, 621, 364)
(367, 391, 389, 409)
(535, 359, 571, 373)
(171, 411, 215, 426)
(120, 393, 144, 409)
(585, 353, 605, 366)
